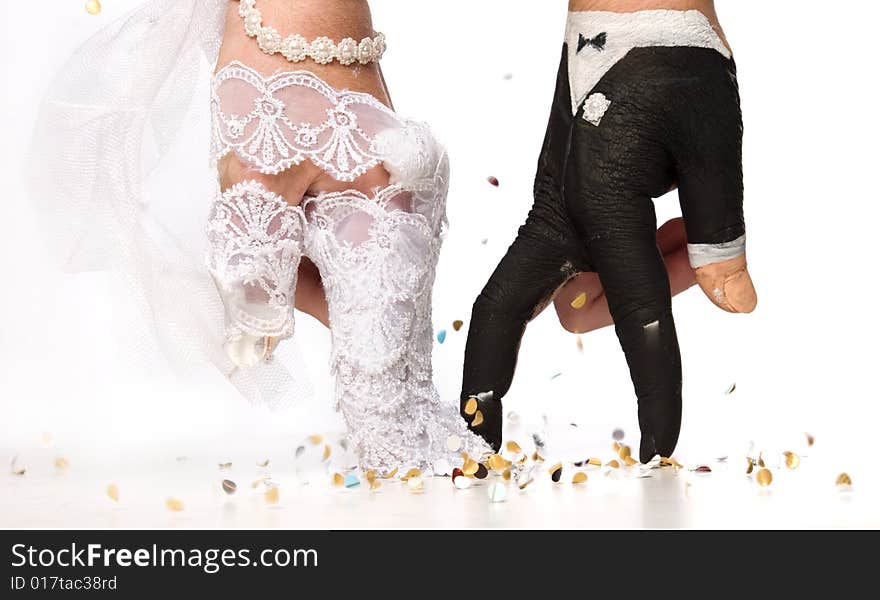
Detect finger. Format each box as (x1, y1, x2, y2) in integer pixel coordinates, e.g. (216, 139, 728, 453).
(293, 257, 329, 327)
(656, 216, 686, 254)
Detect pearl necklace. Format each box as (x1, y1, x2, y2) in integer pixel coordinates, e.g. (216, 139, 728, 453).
(238, 0, 386, 65)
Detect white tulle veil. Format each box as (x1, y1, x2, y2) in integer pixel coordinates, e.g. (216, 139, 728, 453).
(27, 0, 313, 408)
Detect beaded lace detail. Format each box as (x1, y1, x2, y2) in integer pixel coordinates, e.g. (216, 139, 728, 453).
(208, 64, 491, 471)
(211, 61, 401, 180)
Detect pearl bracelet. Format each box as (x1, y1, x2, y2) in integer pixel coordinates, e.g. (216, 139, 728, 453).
(238, 0, 386, 65)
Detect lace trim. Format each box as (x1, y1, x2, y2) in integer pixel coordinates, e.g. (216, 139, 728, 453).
(211, 61, 402, 180)
(206, 180, 305, 341)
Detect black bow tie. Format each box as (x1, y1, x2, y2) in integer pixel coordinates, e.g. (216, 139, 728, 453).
(577, 32, 607, 53)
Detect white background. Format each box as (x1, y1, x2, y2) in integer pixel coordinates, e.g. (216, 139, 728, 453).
(1, 1, 878, 494)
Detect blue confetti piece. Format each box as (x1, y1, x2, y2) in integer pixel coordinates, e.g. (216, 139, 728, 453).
(437, 329, 447, 344)
(343, 473, 360, 489)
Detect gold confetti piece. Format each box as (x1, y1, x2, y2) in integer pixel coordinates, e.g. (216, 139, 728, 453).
(487, 454, 509, 471)
(40, 432, 53, 447)
(401, 468, 421, 482)
(570, 292, 587, 309)
(463, 397, 478, 416)
(517, 455, 528, 465)
(576, 336, 584, 352)
(472, 410, 484, 427)
(307, 434, 323, 445)
(106, 484, 120, 502)
(757, 453, 765, 468)
(836, 473, 852, 486)
(365, 470, 377, 483)
(532, 451, 545, 463)
(85, 0, 102, 15)
(221, 480, 236, 495)
(756, 469, 772, 487)
(257, 459, 270, 468)
(407, 476, 424, 491)
(783, 451, 800, 470)
(54, 457, 70, 471)
(369, 479, 381, 490)
(613, 441, 621, 451)
(218, 462, 232, 470)
(606, 460, 620, 469)
(10, 456, 25, 476)
(383, 467, 399, 479)
(265, 485, 280, 504)
(251, 476, 269, 489)
(805, 433, 815, 447)
(624, 456, 638, 467)
(618, 445, 632, 460)
(165, 498, 184, 512)
(322, 445, 332, 461)
(587, 458, 602, 467)
(502, 469, 512, 481)
(452, 320, 464, 332)
(572, 472, 588, 484)
(333, 473, 344, 487)
(725, 382, 736, 395)
(549, 463, 563, 483)
(506, 441, 522, 454)
(746, 460, 754, 475)
(518, 477, 535, 490)
(462, 458, 479, 477)
(660, 457, 683, 469)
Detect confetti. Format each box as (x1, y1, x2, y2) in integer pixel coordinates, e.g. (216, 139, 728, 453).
(333, 473, 344, 487)
(257, 459, 270, 468)
(548, 463, 562, 483)
(344, 474, 360, 489)
(400, 468, 421, 482)
(487, 176, 499, 187)
(218, 462, 232, 470)
(570, 292, 587, 309)
(462, 458, 479, 477)
(295, 446, 305, 459)
(40, 432, 53, 447)
(618, 445, 632, 460)
(85, 0, 102, 15)
(481, 238, 489, 245)
(437, 330, 447, 344)
(369, 479, 382, 490)
(502, 73, 513, 81)
(576, 336, 584, 352)
(432, 459, 452, 477)
(488, 482, 507, 502)
(265, 485, 280, 504)
(446, 435, 462, 452)
(623, 456, 638, 467)
(221, 480, 236, 495)
(756, 469, 772, 487)
(835, 473, 852, 487)
(805, 433, 815, 447)
(694, 466, 712, 473)
(307, 435, 323, 445)
(783, 451, 800, 470)
(501, 469, 511, 481)
(463, 397, 478, 416)
(106, 484, 120, 502)
(452, 320, 464, 331)
(725, 382, 736, 395)
(746, 460, 754, 475)
(383, 467, 399, 479)
(10, 456, 25, 476)
(452, 469, 471, 489)
(587, 458, 602, 467)
(660, 457, 682, 469)
(322, 445, 332, 461)
(506, 441, 522, 454)
(606, 460, 620, 469)
(532, 451, 545, 463)
(487, 454, 509, 471)
(471, 410, 485, 427)
(572, 472, 588, 484)
(550, 372, 562, 380)
(407, 476, 424, 491)
(757, 453, 765, 468)
(475, 464, 489, 480)
(54, 457, 70, 471)
(251, 476, 269, 489)
(165, 498, 184, 512)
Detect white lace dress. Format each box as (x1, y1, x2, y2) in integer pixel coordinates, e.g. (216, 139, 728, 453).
(207, 62, 491, 472)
